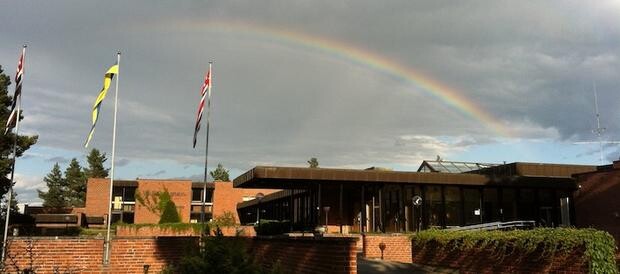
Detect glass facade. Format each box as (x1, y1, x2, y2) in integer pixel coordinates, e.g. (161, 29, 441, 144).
(444, 186, 461, 227)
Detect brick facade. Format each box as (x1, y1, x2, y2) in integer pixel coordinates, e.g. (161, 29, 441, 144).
(4, 236, 357, 274)
(362, 234, 412, 263)
(574, 164, 620, 245)
(211, 181, 278, 223)
(83, 179, 278, 226)
(84, 178, 111, 219)
(134, 180, 192, 223)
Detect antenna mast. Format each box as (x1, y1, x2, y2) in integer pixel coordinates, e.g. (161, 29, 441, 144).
(574, 82, 620, 164)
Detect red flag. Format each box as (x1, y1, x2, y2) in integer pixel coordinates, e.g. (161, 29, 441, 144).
(193, 67, 211, 148)
(5, 50, 25, 134)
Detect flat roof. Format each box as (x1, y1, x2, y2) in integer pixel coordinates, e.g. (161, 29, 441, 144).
(233, 164, 587, 190)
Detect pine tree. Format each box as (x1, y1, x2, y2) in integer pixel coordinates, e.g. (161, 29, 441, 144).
(307, 157, 319, 168)
(0, 65, 38, 201)
(65, 158, 86, 207)
(210, 163, 230, 181)
(38, 163, 68, 208)
(83, 148, 109, 178)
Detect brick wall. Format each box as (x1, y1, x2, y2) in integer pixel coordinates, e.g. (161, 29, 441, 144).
(212, 181, 278, 223)
(362, 234, 412, 263)
(250, 236, 358, 274)
(412, 240, 589, 274)
(135, 180, 192, 223)
(4, 236, 197, 273)
(574, 169, 620, 245)
(5, 236, 357, 274)
(85, 178, 111, 218)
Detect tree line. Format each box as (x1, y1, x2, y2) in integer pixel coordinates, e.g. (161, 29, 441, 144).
(38, 149, 108, 208)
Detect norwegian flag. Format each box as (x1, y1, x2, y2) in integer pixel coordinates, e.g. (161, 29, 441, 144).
(193, 65, 211, 148)
(5, 49, 25, 134)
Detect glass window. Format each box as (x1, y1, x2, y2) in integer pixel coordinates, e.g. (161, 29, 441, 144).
(501, 189, 517, 221)
(444, 187, 462, 227)
(122, 212, 134, 224)
(124, 187, 136, 202)
(192, 188, 202, 202)
(518, 189, 536, 221)
(205, 189, 213, 203)
(424, 186, 442, 228)
(463, 188, 481, 225)
(483, 188, 500, 223)
(538, 190, 554, 227)
(112, 186, 123, 201)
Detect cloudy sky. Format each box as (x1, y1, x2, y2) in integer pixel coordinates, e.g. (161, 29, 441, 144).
(2, 1, 620, 203)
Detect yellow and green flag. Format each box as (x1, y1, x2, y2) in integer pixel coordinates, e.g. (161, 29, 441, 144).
(84, 64, 118, 148)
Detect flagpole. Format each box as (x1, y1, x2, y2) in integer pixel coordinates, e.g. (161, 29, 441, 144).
(104, 52, 120, 265)
(201, 62, 212, 228)
(2, 45, 26, 265)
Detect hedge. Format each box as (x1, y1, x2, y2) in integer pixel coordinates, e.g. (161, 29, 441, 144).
(412, 228, 618, 274)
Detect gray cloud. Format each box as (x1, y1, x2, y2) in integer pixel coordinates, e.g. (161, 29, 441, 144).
(2, 0, 619, 180)
(46, 156, 70, 164)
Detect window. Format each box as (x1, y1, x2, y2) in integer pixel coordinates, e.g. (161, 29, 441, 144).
(463, 188, 481, 225)
(444, 187, 461, 226)
(518, 189, 536, 222)
(124, 187, 136, 202)
(425, 186, 442, 227)
(192, 188, 214, 202)
(482, 188, 500, 223)
(502, 188, 517, 221)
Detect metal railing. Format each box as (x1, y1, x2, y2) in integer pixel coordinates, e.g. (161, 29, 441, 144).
(446, 220, 536, 231)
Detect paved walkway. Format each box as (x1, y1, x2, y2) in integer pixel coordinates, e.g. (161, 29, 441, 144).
(357, 258, 459, 274)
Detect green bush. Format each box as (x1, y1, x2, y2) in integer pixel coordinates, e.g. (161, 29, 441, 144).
(168, 233, 281, 274)
(412, 228, 618, 274)
(118, 223, 207, 234)
(159, 200, 181, 224)
(254, 220, 290, 236)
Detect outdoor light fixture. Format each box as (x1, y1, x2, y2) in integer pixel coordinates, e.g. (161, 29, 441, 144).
(143, 264, 150, 274)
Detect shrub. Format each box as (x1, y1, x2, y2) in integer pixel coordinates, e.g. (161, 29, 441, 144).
(254, 220, 290, 236)
(412, 228, 619, 274)
(170, 233, 281, 274)
(210, 211, 237, 228)
(159, 200, 181, 224)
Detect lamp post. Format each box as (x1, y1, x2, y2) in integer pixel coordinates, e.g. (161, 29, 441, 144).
(255, 193, 264, 225)
(323, 206, 330, 232)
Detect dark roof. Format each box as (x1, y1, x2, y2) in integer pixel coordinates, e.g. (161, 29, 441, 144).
(234, 163, 594, 190)
(468, 162, 596, 177)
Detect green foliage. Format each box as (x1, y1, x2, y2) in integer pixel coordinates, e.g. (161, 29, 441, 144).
(135, 187, 173, 218)
(210, 163, 230, 181)
(118, 223, 207, 234)
(170, 234, 281, 274)
(307, 157, 319, 168)
(0, 65, 38, 201)
(37, 163, 68, 208)
(159, 200, 181, 224)
(83, 148, 109, 178)
(412, 228, 619, 274)
(210, 211, 237, 228)
(65, 158, 86, 207)
(254, 220, 290, 236)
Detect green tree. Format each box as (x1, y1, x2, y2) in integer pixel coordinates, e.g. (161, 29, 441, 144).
(159, 200, 181, 224)
(307, 157, 319, 168)
(65, 158, 86, 207)
(0, 65, 38, 203)
(37, 163, 68, 208)
(210, 163, 230, 181)
(83, 148, 109, 178)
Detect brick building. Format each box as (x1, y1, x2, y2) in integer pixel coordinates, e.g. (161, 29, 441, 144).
(573, 160, 620, 244)
(83, 178, 277, 226)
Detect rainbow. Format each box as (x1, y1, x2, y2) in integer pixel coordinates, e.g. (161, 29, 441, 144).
(160, 20, 512, 137)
